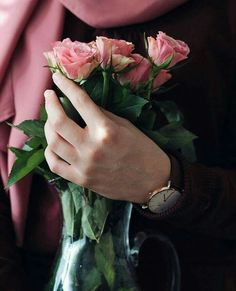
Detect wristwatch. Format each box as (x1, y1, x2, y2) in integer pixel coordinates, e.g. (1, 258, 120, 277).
(141, 155, 184, 217)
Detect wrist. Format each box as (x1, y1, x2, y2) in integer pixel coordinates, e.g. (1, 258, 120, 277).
(139, 154, 184, 216)
(138, 150, 171, 205)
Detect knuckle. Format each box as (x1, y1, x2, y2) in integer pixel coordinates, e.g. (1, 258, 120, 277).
(50, 113, 66, 129)
(49, 161, 59, 173)
(69, 151, 79, 164)
(44, 121, 49, 135)
(44, 147, 60, 173)
(44, 147, 50, 160)
(47, 162, 59, 175)
(48, 136, 59, 151)
(78, 91, 88, 104)
(99, 124, 116, 145)
(73, 91, 87, 108)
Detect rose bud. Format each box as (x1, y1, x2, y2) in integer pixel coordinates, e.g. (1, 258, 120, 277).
(153, 69, 172, 90)
(117, 54, 151, 89)
(148, 31, 190, 68)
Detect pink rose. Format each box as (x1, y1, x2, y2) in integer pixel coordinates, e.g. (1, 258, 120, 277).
(148, 31, 190, 68)
(95, 36, 135, 72)
(117, 54, 151, 88)
(153, 70, 172, 89)
(45, 38, 98, 81)
(44, 51, 57, 70)
(118, 54, 171, 90)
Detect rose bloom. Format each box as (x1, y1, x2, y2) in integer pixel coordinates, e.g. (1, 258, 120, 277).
(153, 70, 172, 89)
(95, 36, 135, 72)
(45, 38, 99, 81)
(118, 54, 171, 90)
(118, 54, 151, 88)
(148, 31, 190, 68)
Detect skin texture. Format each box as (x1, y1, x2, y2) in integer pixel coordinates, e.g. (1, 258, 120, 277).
(44, 72, 171, 204)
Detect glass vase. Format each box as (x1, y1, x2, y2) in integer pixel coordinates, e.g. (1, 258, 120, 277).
(45, 183, 139, 291)
(44, 182, 181, 291)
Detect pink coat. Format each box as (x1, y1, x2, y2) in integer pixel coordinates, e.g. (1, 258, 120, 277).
(0, 0, 186, 248)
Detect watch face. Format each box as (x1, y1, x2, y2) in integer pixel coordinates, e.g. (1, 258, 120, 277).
(148, 188, 181, 214)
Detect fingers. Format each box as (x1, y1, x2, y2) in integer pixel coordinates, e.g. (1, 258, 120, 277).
(52, 72, 105, 128)
(44, 90, 84, 147)
(44, 121, 79, 165)
(44, 147, 75, 180)
(44, 146, 92, 188)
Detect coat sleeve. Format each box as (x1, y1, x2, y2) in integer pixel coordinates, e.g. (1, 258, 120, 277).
(168, 157, 236, 240)
(135, 152, 236, 240)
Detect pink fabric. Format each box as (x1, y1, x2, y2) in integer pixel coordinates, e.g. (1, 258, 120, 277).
(60, 0, 187, 28)
(0, 0, 65, 246)
(0, 0, 186, 248)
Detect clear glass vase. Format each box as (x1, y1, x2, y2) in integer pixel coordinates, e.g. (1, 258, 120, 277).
(44, 183, 181, 291)
(44, 184, 139, 291)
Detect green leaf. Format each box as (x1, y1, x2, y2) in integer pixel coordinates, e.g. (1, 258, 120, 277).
(157, 54, 173, 69)
(8, 147, 28, 158)
(59, 96, 83, 124)
(82, 267, 102, 291)
(137, 107, 156, 130)
(159, 123, 198, 161)
(159, 123, 197, 144)
(95, 231, 115, 290)
(142, 129, 170, 148)
(8, 148, 45, 187)
(110, 86, 148, 123)
(24, 136, 43, 151)
(81, 197, 111, 242)
(40, 105, 47, 122)
(154, 100, 184, 124)
(11, 120, 45, 138)
(61, 187, 76, 237)
(93, 198, 111, 240)
(83, 74, 103, 105)
(60, 183, 85, 238)
(82, 205, 97, 241)
(68, 183, 84, 213)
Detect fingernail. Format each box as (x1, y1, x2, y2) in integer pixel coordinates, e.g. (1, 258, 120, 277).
(44, 90, 52, 99)
(52, 72, 62, 82)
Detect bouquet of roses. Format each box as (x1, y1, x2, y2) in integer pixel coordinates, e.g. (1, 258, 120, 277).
(8, 32, 196, 291)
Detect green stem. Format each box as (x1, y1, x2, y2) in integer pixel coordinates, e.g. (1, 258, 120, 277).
(147, 66, 160, 100)
(84, 188, 93, 205)
(101, 70, 110, 108)
(88, 189, 93, 205)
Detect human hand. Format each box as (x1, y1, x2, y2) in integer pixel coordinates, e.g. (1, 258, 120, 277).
(44, 73, 171, 204)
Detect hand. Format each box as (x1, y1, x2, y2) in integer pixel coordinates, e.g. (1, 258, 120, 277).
(44, 73, 171, 204)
